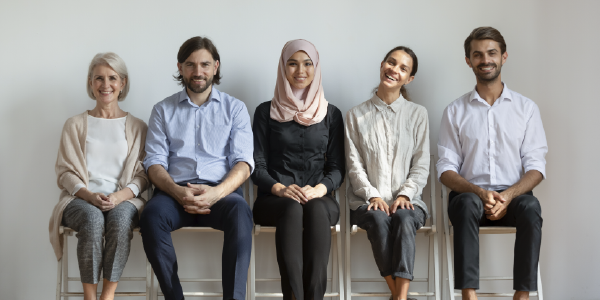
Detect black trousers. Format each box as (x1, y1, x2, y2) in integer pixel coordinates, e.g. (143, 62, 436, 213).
(448, 191, 542, 291)
(253, 195, 340, 300)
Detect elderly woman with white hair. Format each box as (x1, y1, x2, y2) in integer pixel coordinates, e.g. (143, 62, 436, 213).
(49, 52, 149, 300)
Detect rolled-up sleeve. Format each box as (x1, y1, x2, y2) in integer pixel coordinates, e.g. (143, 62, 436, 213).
(436, 105, 463, 181)
(143, 105, 170, 171)
(344, 110, 381, 202)
(521, 103, 548, 178)
(228, 101, 255, 173)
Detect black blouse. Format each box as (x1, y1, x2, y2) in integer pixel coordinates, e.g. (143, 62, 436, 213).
(251, 101, 345, 197)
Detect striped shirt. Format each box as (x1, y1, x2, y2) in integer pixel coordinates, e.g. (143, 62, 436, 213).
(144, 87, 254, 184)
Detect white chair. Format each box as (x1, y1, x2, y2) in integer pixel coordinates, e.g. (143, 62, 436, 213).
(248, 182, 345, 300)
(150, 181, 253, 300)
(441, 185, 544, 299)
(344, 155, 441, 300)
(55, 226, 152, 300)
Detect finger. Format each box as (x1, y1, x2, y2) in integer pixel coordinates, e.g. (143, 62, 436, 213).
(291, 186, 308, 201)
(367, 203, 373, 211)
(409, 202, 414, 210)
(390, 203, 398, 214)
(383, 203, 390, 216)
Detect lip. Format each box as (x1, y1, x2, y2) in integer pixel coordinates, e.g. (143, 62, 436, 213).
(384, 73, 398, 82)
(294, 77, 307, 82)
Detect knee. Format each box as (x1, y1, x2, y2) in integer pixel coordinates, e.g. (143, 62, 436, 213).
(77, 209, 105, 237)
(303, 198, 328, 217)
(450, 193, 482, 215)
(139, 201, 166, 231)
(362, 209, 390, 230)
(280, 198, 303, 220)
(515, 196, 542, 222)
(392, 209, 417, 229)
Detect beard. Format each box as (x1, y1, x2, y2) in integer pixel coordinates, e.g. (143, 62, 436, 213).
(183, 75, 213, 94)
(474, 62, 502, 82)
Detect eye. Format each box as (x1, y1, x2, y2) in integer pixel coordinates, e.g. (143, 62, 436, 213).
(288, 62, 297, 66)
(305, 62, 313, 67)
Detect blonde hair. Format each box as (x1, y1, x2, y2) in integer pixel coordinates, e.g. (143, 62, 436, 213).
(86, 52, 129, 101)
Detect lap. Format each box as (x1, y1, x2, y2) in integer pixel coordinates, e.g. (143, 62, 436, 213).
(253, 194, 338, 226)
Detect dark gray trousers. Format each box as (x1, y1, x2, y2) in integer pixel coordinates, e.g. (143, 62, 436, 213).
(351, 205, 426, 280)
(62, 198, 139, 284)
(448, 191, 542, 291)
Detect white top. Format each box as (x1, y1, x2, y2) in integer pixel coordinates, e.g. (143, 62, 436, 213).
(72, 115, 140, 197)
(436, 84, 548, 191)
(345, 94, 430, 216)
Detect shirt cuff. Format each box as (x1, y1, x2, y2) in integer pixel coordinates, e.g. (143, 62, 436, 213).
(143, 158, 169, 172)
(126, 183, 140, 197)
(396, 188, 416, 202)
(72, 183, 85, 196)
(361, 187, 382, 202)
(231, 157, 255, 174)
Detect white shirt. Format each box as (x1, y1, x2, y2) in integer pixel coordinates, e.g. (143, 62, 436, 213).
(345, 94, 430, 216)
(72, 115, 140, 196)
(436, 84, 548, 191)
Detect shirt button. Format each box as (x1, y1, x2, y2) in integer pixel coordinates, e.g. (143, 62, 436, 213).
(197, 125, 199, 128)
(197, 143, 200, 146)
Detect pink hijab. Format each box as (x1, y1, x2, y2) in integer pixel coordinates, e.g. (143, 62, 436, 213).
(270, 39, 328, 126)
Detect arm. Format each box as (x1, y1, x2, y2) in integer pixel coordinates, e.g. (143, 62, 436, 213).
(391, 109, 430, 213)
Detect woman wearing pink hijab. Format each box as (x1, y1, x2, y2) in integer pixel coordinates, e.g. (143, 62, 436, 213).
(251, 39, 345, 300)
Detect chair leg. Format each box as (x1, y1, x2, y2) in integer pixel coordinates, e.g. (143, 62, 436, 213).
(146, 259, 151, 300)
(56, 257, 63, 300)
(63, 233, 69, 300)
(428, 235, 434, 300)
(345, 226, 351, 300)
(336, 228, 344, 300)
(444, 231, 455, 300)
(331, 231, 338, 297)
(250, 227, 256, 300)
(433, 232, 441, 300)
(537, 264, 543, 300)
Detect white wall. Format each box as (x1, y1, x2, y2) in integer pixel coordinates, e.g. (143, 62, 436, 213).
(0, 0, 598, 299)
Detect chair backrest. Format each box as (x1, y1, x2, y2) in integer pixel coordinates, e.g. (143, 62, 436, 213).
(345, 155, 437, 229)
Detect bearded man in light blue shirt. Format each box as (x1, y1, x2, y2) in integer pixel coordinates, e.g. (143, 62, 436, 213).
(139, 36, 254, 300)
(437, 27, 547, 300)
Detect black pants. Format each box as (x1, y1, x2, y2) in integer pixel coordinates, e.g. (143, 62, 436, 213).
(448, 191, 542, 291)
(253, 195, 340, 300)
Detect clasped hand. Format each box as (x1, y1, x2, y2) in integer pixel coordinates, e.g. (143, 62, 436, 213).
(177, 183, 223, 214)
(87, 193, 115, 212)
(479, 190, 509, 220)
(275, 184, 327, 204)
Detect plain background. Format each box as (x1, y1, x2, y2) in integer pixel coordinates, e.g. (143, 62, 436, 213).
(1, 0, 598, 299)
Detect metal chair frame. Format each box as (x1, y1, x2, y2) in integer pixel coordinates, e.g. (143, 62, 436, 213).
(344, 155, 441, 300)
(248, 182, 345, 300)
(441, 184, 544, 299)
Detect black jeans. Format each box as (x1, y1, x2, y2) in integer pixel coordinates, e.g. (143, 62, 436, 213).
(139, 187, 253, 300)
(351, 205, 426, 280)
(448, 191, 542, 291)
(253, 194, 339, 300)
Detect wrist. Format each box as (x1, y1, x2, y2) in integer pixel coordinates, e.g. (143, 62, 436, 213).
(315, 184, 328, 197)
(272, 183, 286, 196)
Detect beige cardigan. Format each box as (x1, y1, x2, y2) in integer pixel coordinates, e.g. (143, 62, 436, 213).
(49, 111, 149, 260)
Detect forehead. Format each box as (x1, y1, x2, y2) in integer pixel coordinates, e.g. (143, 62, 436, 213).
(288, 50, 311, 61)
(92, 64, 118, 76)
(388, 50, 413, 66)
(470, 39, 501, 53)
(184, 49, 215, 63)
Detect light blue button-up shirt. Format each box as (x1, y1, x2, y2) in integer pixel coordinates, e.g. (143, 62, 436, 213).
(144, 87, 254, 184)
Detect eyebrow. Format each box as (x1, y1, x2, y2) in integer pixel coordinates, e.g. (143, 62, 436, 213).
(287, 58, 312, 63)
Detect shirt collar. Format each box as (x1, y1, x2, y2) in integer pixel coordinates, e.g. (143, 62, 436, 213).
(470, 82, 512, 105)
(178, 86, 221, 105)
(370, 92, 406, 113)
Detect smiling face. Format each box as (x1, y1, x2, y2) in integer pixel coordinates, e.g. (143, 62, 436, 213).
(89, 64, 126, 104)
(466, 39, 508, 83)
(285, 51, 315, 89)
(178, 49, 219, 95)
(379, 50, 414, 91)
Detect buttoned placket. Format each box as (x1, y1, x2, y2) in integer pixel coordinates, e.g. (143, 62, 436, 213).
(385, 106, 394, 197)
(195, 101, 203, 177)
(487, 105, 496, 186)
(300, 125, 305, 186)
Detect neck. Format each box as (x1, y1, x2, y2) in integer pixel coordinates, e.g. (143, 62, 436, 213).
(188, 85, 212, 106)
(89, 101, 125, 119)
(475, 76, 503, 106)
(376, 84, 401, 105)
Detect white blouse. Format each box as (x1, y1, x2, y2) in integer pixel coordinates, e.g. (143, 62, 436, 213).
(72, 115, 140, 197)
(345, 94, 430, 216)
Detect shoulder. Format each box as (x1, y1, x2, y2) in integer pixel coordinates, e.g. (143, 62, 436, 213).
(126, 113, 148, 131)
(405, 100, 428, 116)
(152, 91, 183, 112)
(214, 88, 248, 111)
(507, 89, 539, 113)
(327, 103, 342, 118)
(346, 98, 373, 120)
(61, 112, 86, 133)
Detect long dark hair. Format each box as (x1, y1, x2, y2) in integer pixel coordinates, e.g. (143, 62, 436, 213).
(379, 46, 418, 101)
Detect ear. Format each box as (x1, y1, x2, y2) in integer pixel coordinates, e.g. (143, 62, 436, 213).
(404, 75, 415, 86)
(465, 56, 473, 68)
(214, 60, 220, 76)
(501, 51, 508, 65)
(177, 62, 183, 74)
(121, 77, 127, 89)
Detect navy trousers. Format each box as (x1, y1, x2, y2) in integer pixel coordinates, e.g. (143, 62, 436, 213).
(448, 191, 542, 291)
(139, 187, 253, 300)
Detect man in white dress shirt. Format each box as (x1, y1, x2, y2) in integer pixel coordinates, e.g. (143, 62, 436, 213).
(437, 27, 548, 300)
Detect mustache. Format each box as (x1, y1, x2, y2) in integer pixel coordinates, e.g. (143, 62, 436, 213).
(477, 63, 497, 69)
(190, 76, 207, 81)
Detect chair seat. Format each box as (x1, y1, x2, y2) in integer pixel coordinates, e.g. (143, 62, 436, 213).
(254, 224, 340, 235)
(448, 225, 517, 236)
(351, 224, 436, 235)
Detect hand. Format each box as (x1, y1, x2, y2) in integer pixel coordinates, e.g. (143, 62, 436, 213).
(182, 183, 224, 214)
(478, 190, 505, 210)
(171, 185, 209, 213)
(106, 187, 134, 207)
(273, 183, 308, 204)
(485, 200, 509, 220)
(300, 184, 328, 201)
(367, 197, 390, 216)
(86, 192, 115, 212)
(390, 195, 413, 214)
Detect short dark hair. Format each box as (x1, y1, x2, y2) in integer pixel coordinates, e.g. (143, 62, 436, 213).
(464, 27, 506, 58)
(174, 36, 221, 85)
(382, 46, 418, 101)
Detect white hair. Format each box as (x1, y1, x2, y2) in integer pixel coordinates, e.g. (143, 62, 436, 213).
(86, 52, 129, 101)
